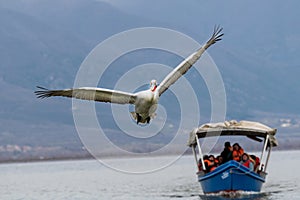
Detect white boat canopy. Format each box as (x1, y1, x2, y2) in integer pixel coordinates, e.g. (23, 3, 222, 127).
(188, 120, 278, 147)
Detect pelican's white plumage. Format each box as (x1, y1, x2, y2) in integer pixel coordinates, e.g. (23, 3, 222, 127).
(36, 87, 137, 104)
(35, 26, 223, 124)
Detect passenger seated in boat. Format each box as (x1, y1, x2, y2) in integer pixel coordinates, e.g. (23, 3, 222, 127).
(232, 143, 244, 162)
(208, 155, 217, 172)
(198, 155, 209, 172)
(201, 155, 216, 173)
(216, 155, 223, 167)
(250, 154, 260, 172)
(240, 153, 254, 171)
(220, 141, 233, 163)
(197, 156, 205, 172)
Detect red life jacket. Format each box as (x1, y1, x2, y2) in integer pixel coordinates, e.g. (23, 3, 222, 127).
(254, 157, 260, 170)
(242, 160, 251, 168)
(198, 162, 203, 171)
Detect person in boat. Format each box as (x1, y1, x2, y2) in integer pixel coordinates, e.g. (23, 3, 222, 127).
(216, 155, 223, 167)
(202, 155, 216, 173)
(208, 155, 217, 172)
(220, 141, 233, 163)
(240, 153, 254, 171)
(232, 143, 244, 162)
(198, 155, 209, 172)
(250, 154, 260, 172)
(197, 157, 204, 172)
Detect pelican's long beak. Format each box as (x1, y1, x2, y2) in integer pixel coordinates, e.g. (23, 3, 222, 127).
(150, 80, 157, 92)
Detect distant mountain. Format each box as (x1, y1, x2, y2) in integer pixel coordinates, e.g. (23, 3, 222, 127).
(105, 0, 300, 132)
(0, 0, 299, 161)
(106, 0, 300, 114)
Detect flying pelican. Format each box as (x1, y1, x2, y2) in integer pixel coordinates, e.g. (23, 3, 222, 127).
(35, 26, 223, 124)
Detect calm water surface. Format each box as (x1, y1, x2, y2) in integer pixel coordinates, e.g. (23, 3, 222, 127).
(0, 150, 299, 200)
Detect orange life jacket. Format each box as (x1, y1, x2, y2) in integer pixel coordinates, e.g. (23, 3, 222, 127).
(204, 159, 216, 172)
(239, 148, 244, 155)
(214, 159, 219, 166)
(232, 150, 239, 161)
(210, 166, 216, 172)
(232, 148, 244, 161)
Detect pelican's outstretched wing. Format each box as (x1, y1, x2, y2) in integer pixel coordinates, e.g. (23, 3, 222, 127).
(157, 26, 223, 96)
(35, 86, 137, 104)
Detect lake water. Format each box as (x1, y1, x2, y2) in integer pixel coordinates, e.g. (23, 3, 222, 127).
(1, 150, 299, 200)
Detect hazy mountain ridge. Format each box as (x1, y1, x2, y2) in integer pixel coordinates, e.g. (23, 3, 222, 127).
(0, 0, 299, 161)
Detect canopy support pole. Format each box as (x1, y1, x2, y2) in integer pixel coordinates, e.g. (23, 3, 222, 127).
(196, 134, 206, 171)
(264, 145, 272, 172)
(192, 145, 198, 168)
(259, 134, 269, 171)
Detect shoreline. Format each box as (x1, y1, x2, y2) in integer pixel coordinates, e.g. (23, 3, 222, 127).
(1, 148, 299, 165)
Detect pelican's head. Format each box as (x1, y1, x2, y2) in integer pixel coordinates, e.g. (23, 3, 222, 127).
(150, 79, 157, 92)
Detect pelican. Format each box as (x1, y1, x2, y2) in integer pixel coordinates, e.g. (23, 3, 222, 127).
(35, 26, 223, 124)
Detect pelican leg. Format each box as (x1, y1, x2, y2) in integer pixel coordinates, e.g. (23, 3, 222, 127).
(146, 117, 151, 124)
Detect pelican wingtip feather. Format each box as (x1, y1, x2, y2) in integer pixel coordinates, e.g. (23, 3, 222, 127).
(206, 25, 224, 47)
(34, 86, 52, 99)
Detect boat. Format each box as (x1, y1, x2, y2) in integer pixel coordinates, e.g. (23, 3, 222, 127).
(187, 120, 278, 194)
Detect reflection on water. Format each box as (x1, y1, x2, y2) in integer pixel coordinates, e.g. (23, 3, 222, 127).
(0, 151, 299, 200)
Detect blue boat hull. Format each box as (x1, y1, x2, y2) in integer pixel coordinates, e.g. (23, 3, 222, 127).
(198, 160, 265, 193)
